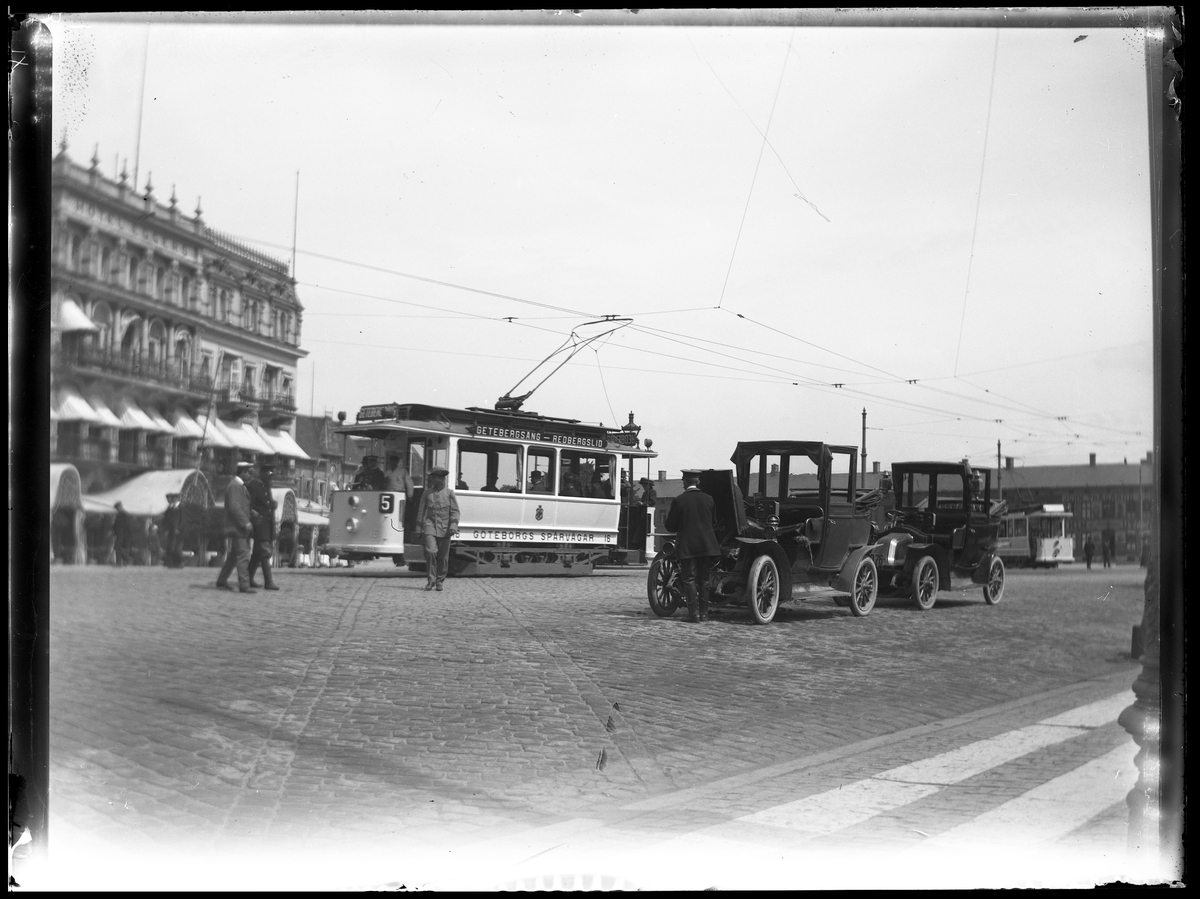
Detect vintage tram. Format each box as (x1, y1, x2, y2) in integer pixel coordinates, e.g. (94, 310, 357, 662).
(996, 503, 1075, 567)
(324, 402, 656, 576)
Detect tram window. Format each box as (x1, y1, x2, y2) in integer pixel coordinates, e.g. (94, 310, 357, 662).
(1013, 518, 1028, 537)
(409, 443, 426, 486)
(558, 451, 616, 499)
(456, 440, 523, 493)
(527, 447, 556, 493)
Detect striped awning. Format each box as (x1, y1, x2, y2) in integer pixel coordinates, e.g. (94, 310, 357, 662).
(88, 396, 124, 429)
(143, 406, 177, 434)
(54, 386, 101, 423)
(54, 298, 99, 332)
(193, 413, 236, 449)
(171, 408, 208, 440)
(229, 421, 274, 454)
(257, 425, 312, 460)
(117, 399, 166, 432)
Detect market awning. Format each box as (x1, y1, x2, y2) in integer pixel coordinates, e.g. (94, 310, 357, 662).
(193, 413, 236, 449)
(54, 386, 101, 423)
(258, 425, 312, 461)
(171, 408, 208, 440)
(297, 509, 329, 527)
(88, 396, 124, 429)
(86, 469, 214, 517)
(54, 298, 99, 333)
(82, 496, 117, 515)
(50, 463, 84, 512)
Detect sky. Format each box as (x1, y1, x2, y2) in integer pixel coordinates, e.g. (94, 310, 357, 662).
(46, 11, 1160, 479)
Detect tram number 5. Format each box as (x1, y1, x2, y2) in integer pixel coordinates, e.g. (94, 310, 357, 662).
(379, 494, 395, 514)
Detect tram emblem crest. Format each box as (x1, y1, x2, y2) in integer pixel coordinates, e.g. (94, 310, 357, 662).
(535, 505, 544, 521)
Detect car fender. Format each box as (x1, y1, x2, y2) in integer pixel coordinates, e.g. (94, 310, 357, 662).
(832, 544, 872, 594)
(971, 549, 999, 584)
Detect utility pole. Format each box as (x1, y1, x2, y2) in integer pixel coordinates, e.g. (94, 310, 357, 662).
(997, 439, 1002, 503)
(860, 408, 867, 490)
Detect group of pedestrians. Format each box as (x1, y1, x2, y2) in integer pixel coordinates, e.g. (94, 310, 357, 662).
(110, 494, 183, 567)
(216, 459, 280, 594)
(1082, 533, 1117, 569)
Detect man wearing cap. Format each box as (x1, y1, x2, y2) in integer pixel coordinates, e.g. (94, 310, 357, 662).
(415, 467, 460, 591)
(246, 460, 280, 591)
(216, 461, 256, 593)
(161, 493, 183, 568)
(665, 469, 720, 622)
(353, 455, 387, 491)
(111, 501, 133, 567)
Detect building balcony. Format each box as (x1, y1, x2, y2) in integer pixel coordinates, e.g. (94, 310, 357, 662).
(258, 391, 297, 426)
(53, 345, 211, 398)
(215, 379, 259, 416)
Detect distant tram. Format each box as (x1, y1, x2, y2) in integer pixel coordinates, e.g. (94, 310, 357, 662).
(325, 402, 656, 576)
(996, 504, 1074, 568)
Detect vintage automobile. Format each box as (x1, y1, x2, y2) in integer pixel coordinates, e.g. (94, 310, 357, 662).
(868, 461, 1006, 609)
(646, 441, 883, 624)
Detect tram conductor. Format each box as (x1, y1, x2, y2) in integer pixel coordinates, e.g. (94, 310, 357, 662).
(415, 467, 460, 592)
(665, 469, 720, 623)
(353, 455, 388, 491)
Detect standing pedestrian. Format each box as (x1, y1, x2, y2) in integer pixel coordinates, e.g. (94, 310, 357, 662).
(161, 493, 183, 568)
(216, 461, 256, 594)
(246, 460, 281, 591)
(1083, 534, 1095, 569)
(415, 466, 459, 591)
(384, 452, 414, 498)
(1101, 536, 1112, 568)
(112, 501, 133, 567)
(665, 469, 721, 623)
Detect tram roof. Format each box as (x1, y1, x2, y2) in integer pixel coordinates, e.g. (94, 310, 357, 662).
(337, 402, 656, 457)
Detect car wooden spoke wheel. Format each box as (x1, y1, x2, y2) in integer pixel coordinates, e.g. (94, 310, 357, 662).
(848, 555, 878, 617)
(647, 557, 682, 618)
(746, 553, 781, 625)
(982, 556, 1005, 604)
(911, 555, 939, 611)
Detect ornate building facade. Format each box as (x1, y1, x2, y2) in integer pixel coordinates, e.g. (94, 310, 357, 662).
(50, 142, 309, 494)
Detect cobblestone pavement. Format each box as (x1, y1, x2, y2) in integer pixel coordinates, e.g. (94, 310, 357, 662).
(27, 562, 1168, 889)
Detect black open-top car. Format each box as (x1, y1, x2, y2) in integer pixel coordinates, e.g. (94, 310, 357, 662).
(868, 461, 1006, 609)
(647, 441, 883, 624)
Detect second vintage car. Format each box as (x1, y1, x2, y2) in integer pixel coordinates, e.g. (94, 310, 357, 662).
(647, 441, 883, 624)
(868, 460, 1006, 609)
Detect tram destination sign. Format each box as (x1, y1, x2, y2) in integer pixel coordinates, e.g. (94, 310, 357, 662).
(358, 403, 400, 421)
(470, 423, 607, 449)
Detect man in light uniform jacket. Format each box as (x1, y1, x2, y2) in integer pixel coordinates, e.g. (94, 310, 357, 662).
(415, 467, 459, 592)
(216, 461, 256, 594)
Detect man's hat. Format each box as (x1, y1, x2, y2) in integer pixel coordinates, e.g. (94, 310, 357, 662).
(429, 466, 450, 477)
(166, 492, 181, 500)
(363, 454, 379, 463)
(639, 477, 651, 484)
(681, 469, 702, 477)
(236, 460, 255, 470)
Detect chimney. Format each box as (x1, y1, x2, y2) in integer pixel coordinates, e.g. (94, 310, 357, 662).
(1005, 456, 1014, 470)
(770, 463, 779, 475)
(1146, 450, 1153, 464)
(657, 470, 666, 483)
(1089, 453, 1096, 467)
(872, 461, 880, 474)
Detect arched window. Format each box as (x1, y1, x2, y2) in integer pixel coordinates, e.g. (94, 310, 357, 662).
(147, 321, 167, 366)
(120, 318, 143, 366)
(89, 303, 113, 356)
(69, 234, 83, 271)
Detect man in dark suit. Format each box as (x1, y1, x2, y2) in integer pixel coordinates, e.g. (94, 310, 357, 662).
(246, 460, 280, 591)
(216, 461, 256, 593)
(665, 469, 721, 623)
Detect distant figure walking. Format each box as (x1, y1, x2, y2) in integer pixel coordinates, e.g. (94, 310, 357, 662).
(246, 460, 280, 591)
(112, 502, 133, 567)
(216, 461, 256, 594)
(1083, 535, 1095, 570)
(162, 493, 184, 568)
(1101, 538, 1112, 569)
(665, 469, 721, 623)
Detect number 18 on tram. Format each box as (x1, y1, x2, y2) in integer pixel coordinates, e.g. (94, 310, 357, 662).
(325, 403, 657, 576)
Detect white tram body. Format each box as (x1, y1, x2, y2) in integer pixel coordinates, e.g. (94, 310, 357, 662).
(996, 503, 1074, 567)
(325, 403, 656, 576)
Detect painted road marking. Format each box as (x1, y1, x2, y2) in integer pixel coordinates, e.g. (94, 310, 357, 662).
(916, 742, 1138, 848)
(740, 693, 1127, 836)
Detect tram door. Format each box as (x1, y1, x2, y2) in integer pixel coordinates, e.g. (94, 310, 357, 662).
(523, 446, 558, 528)
(403, 436, 449, 538)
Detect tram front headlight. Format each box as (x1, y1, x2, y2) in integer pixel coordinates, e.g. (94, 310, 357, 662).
(348, 495, 360, 508)
(345, 517, 358, 534)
